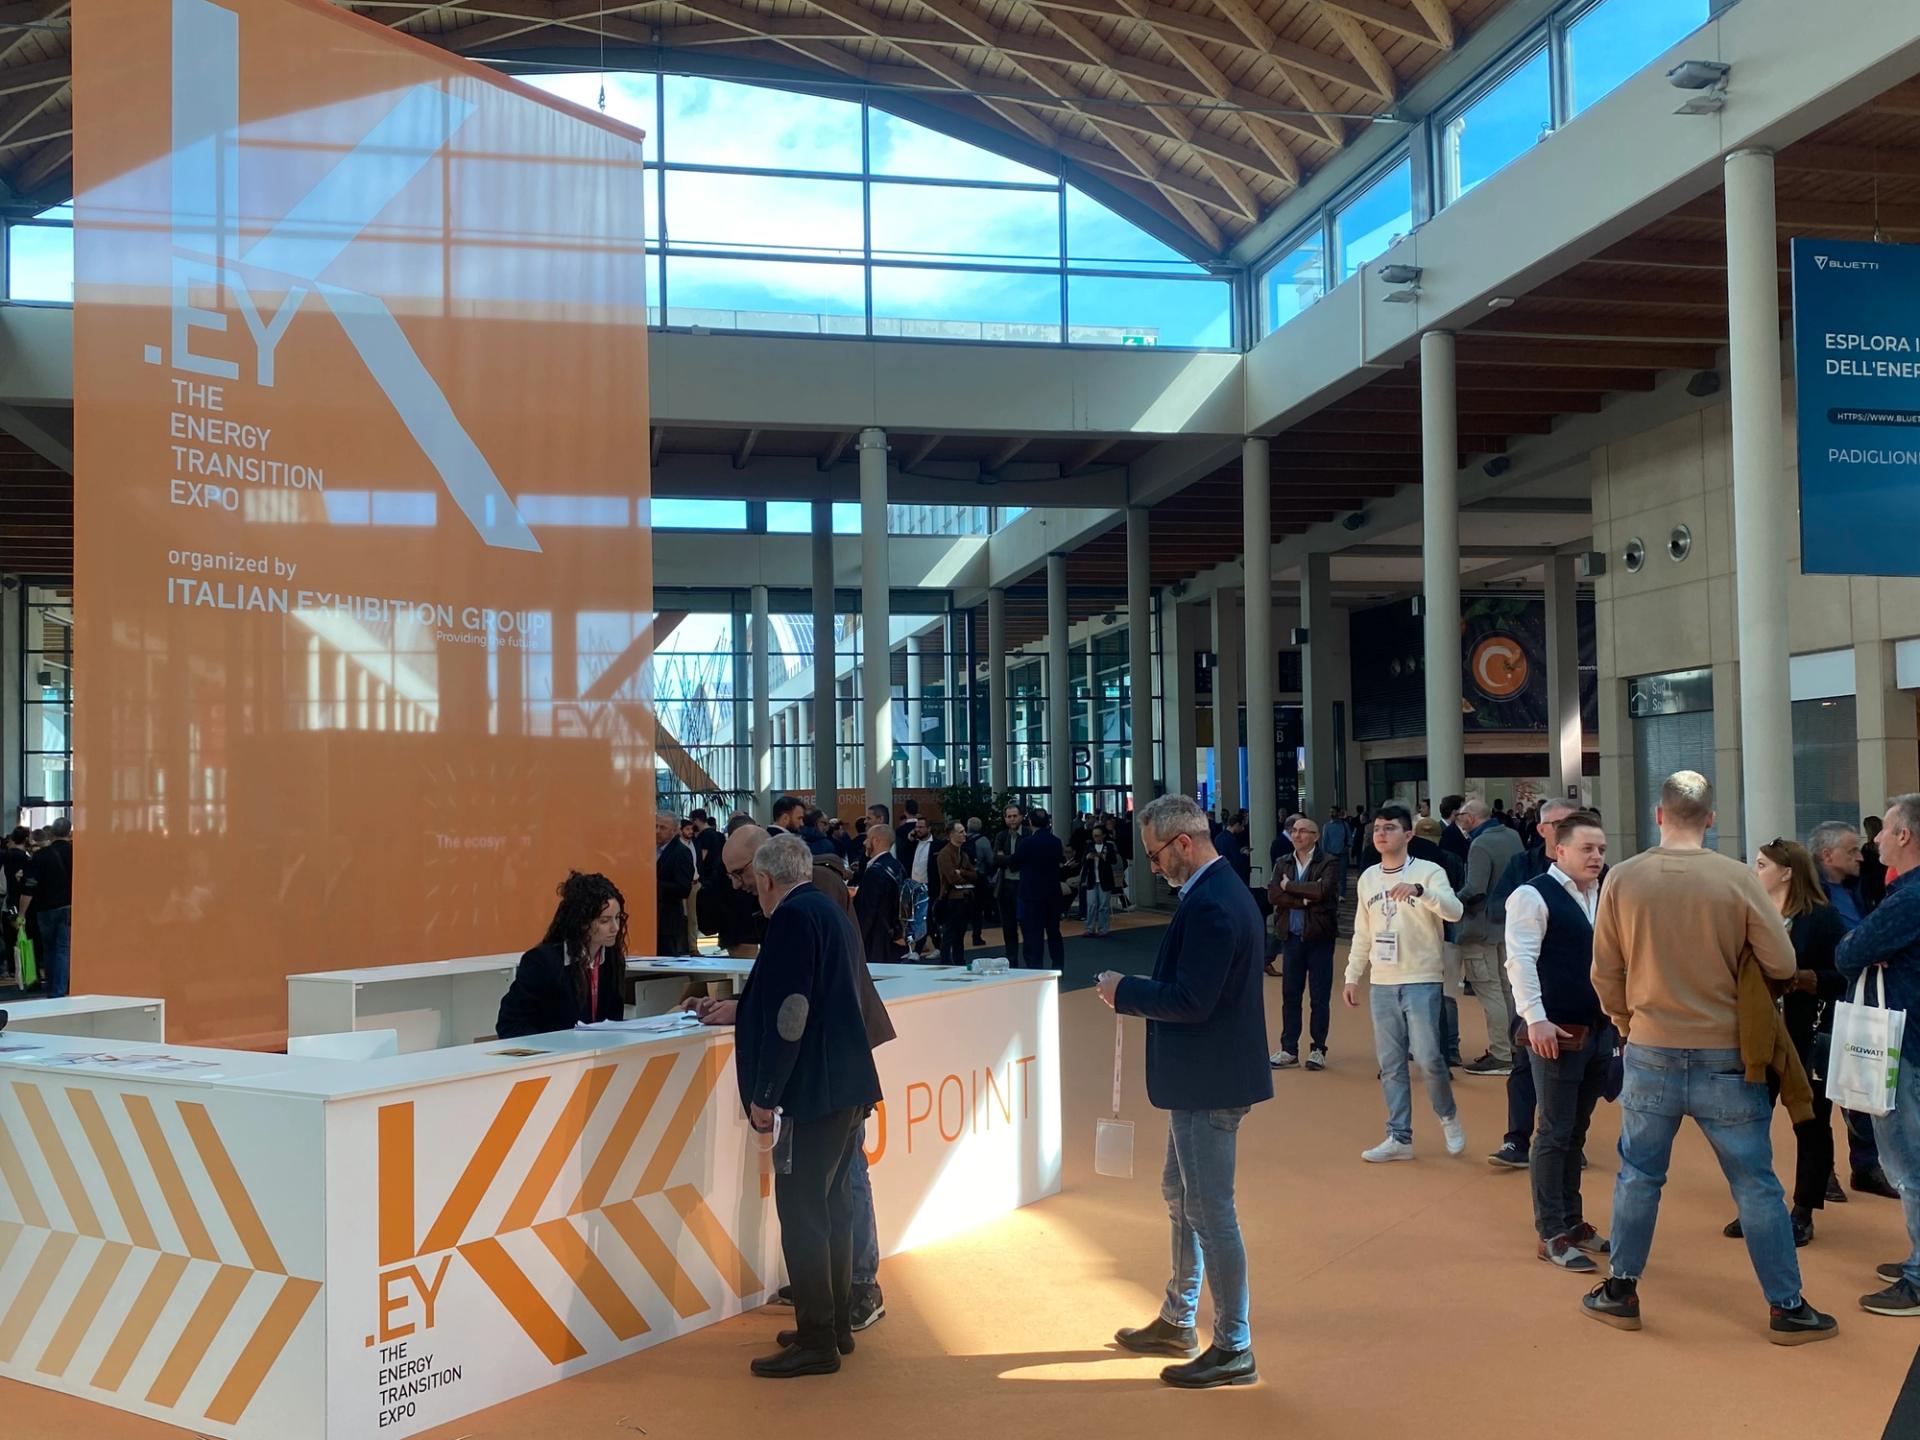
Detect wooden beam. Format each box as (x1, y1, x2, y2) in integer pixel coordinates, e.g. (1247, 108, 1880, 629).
(1332, 388, 1605, 414)
(1309, 2, 1398, 102)
(1474, 310, 1729, 345)
(732, 428, 761, 470)
(1060, 438, 1115, 475)
(0, 103, 69, 152)
(818, 431, 854, 471)
(1205, 0, 1346, 145)
(1867, 78, 1920, 117)
(902, 434, 944, 470)
(1588, 238, 1751, 271)
(0, 58, 72, 99)
(1317, 0, 1446, 45)
(1454, 338, 1717, 370)
(13, 136, 69, 195)
(983, 437, 1028, 472)
(1530, 275, 1741, 309)
(1112, 5, 1302, 183)
(1775, 142, 1920, 179)
(1372, 364, 1658, 393)
(1671, 193, 1920, 232)
(1293, 411, 1557, 436)
(1404, 0, 1454, 48)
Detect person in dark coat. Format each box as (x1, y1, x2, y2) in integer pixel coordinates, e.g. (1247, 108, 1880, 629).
(1099, 795, 1271, 1390)
(719, 835, 883, 1377)
(1011, 809, 1066, 968)
(654, 814, 696, 955)
(991, 804, 1026, 967)
(853, 823, 907, 971)
(1266, 814, 1341, 1070)
(496, 872, 628, 1038)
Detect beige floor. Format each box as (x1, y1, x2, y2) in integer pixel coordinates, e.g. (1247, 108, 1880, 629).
(7, 943, 1915, 1440)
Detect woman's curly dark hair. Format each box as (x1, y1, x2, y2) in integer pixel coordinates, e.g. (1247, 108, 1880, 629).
(542, 872, 628, 1010)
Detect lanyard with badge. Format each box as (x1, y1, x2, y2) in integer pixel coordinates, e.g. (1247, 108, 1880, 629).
(1372, 872, 1405, 968)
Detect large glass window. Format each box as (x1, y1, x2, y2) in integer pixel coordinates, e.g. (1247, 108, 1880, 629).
(1566, 0, 1714, 116)
(529, 74, 1231, 350)
(21, 586, 72, 811)
(1261, 229, 1327, 331)
(1439, 48, 1553, 204)
(1332, 157, 1412, 282)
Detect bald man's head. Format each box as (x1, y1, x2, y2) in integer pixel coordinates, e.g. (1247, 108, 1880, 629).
(722, 824, 768, 891)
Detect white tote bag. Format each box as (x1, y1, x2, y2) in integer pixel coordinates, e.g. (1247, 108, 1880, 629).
(1827, 967, 1905, 1117)
(1093, 1014, 1135, 1179)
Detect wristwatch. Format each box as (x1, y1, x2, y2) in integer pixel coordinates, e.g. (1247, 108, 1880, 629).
(1411, 884, 1425, 900)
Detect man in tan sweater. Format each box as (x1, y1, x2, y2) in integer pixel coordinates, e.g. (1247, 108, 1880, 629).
(1581, 771, 1838, 1345)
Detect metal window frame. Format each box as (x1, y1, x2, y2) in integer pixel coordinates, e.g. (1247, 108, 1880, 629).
(1329, 146, 1414, 285)
(1431, 35, 1555, 208)
(1253, 216, 1332, 335)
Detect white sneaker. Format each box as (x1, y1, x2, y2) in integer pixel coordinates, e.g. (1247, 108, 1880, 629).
(1441, 1115, 1468, 1156)
(1270, 1049, 1299, 1069)
(1363, 1136, 1415, 1163)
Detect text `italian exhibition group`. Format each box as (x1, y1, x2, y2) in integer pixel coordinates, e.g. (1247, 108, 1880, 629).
(162, 577, 550, 646)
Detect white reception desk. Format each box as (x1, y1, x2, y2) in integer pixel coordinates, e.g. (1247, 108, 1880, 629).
(0, 968, 1061, 1439)
(286, 957, 521, 1052)
(2, 995, 167, 1042)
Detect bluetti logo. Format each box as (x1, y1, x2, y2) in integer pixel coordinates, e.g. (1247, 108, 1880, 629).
(1814, 256, 1881, 272)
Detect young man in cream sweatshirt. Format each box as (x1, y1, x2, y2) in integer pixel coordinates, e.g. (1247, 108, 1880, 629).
(1345, 804, 1467, 1162)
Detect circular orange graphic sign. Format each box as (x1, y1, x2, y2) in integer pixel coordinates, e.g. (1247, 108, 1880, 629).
(1469, 634, 1530, 701)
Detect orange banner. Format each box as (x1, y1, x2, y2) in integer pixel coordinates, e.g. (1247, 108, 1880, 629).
(73, 0, 654, 1045)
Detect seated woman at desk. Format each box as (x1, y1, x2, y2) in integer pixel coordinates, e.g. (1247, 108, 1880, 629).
(497, 872, 628, 1039)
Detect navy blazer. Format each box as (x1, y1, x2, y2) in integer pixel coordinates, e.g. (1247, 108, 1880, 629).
(1115, 859, 1273, 1112)
(735, 885, 883, 1124)
(1013, 826, 1066, 919)
(496, 942, 624, 1039)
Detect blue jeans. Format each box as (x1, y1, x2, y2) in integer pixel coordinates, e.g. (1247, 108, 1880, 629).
(903, 880, 929, 946)
(849, 1133, 880, 1287)
(1871, 1045, 1920, 1288)
(1370, 982, 1455, 1145)
(37, 905, 70, 999)
(1160, 1107, 1252, 1352)
(1609, 1045, 1802, 1306)
(1085, 885, 1112, 935)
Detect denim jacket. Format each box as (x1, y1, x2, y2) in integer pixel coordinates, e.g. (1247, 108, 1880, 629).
(1836, 869, 1920, 1015)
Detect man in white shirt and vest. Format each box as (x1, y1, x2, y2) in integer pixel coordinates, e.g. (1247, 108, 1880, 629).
(1504, 810, 1613, 1273)
(1345, 804, 1467, 1163)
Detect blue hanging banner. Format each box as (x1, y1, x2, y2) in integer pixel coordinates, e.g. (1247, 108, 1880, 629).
(1790, 237, 1920, 576)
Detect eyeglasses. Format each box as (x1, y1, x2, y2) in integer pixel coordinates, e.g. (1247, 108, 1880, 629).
(1145, 832, 1187, 870)
(727, 862, 752, 881)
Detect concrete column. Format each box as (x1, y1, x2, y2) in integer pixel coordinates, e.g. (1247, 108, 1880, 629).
(1127, 509, 1154, 899)
(859, 428, 892, 810)
(1420, 328, 1465, 801)
(1163, 592, 1197, 801)
(905, 638, 924, 788)
(1856, 639, 1920, 819)
(1211, 587, 1242, 815)
(1712, 659, 1746, 858)
(1085, 639, 1099, 795)
(1244, 437, 1275, 881)
(1301, 549, 1337, 819)
(750, 583, 772, 815)
(812, 500, 837, 815)
(1544, 554, 1584, 803)
(1725, 147, 1795, 848)
(1047, 553, 1073, 824)
(988, 588, 1010, 794)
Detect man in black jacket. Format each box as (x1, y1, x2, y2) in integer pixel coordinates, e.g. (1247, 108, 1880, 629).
(991, 804, 1026, 967)
(727, 835, 882, 1377)
(654, 814, 695, 956)
(852, 823, 907, 971)
(1098, 795, 1271, 1390)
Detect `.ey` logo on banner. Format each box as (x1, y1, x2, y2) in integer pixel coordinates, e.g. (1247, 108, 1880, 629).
(369, 1047, 765, 1366)
(0, 1082, 319, 1427)
(163, 0, 538, 551)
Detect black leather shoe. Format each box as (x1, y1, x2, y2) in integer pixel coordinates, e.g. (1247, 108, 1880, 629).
(1854, 1166, 1902, 1200)
(1114, 1316, 1200, 1357)
(750, 1343, 841, 1378)
(1827, 1171, 1848, 1204)
(1160, 1345, 1258, 1389)
(778, 1328, 853, 1355)
(1792, 1210, 1815, 1248)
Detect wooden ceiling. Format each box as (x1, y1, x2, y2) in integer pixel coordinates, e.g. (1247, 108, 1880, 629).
(984, 76, 1920, 647)
(0, 0, 1505, 254)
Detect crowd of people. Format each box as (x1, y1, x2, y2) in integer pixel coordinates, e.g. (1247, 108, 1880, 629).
(3, 818, 74, 998)
(478, 771, 1920, 1386)
(649, 796, 1141, 975)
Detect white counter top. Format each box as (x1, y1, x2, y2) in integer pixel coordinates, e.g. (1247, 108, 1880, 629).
(1, 968, 1060, 1103)
(2, 994, 164, 1021)
(286, 955, 521, 985)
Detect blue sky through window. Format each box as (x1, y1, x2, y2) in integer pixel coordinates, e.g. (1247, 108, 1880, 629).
(1567, 0, 1712, 115)
(1441, 48, 1552, 202)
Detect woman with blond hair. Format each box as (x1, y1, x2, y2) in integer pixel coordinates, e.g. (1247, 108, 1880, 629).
(1723, 838, 1849, 1247)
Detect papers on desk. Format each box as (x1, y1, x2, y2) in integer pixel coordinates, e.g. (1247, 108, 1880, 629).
(8, 1050, 223, 1076)
(580, 1013, 706, 1034)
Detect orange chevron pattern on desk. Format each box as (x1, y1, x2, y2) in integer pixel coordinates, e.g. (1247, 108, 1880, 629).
(0, 1079, 324, 1433)
(370, 1044, 765, 1368)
